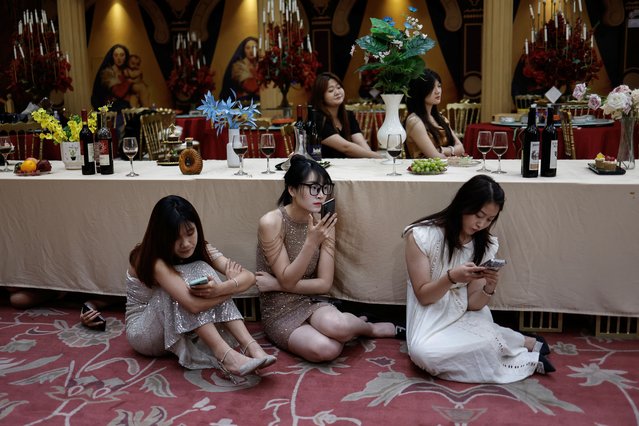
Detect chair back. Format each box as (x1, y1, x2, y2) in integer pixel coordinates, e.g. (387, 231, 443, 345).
(139, 113, 168, 160)
(514, 95, 543, 114)
(239, 125, 260, 158)
(559, 108, 576, 159)
(554, 102, 590, 117)
(446, 102, 481, 140)
(121, 107, 147, 125)
(280, 124, 295, 156)
(0, 122, 42, 160)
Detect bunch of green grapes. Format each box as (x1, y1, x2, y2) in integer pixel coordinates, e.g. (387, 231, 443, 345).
(410, 158, 447, 174)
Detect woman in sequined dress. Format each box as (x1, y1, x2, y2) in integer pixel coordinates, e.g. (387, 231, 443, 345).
(125, 195, 276, 379)
(255, 155, 395, 362)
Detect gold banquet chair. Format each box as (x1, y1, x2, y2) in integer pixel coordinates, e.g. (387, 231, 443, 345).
(446, 102, 481, 141)
(140, 113, 169, 160)
(0, 121, 43, 160)
(559, 108, 576, 159)
(514, 94, 543, 115)
(280, 124, 295, 156)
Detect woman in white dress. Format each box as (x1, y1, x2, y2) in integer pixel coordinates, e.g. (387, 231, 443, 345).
(403, 175, 553, 383)
(125, 195, 275, 382)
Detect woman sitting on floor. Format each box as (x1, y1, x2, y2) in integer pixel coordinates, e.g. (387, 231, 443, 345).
(125, 195, 275, 382)
(403, 175, 553, 383)
(255, 155, 395, 362)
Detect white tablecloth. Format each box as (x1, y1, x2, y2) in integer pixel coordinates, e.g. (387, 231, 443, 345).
(1, 159, 638, 316)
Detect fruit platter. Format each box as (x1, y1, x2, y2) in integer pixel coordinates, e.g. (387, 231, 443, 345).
(407, 158, 447, 175)
(13, 158, 52, 176)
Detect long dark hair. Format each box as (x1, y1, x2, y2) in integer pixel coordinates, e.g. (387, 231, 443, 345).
(404, 175, 505, 265)
(278, 155, 333, 206)
(91, 44, 131, 110)
(405, 69, 455, 151)
(130, 195, 213, 288)
(220, 37, 259, 102)
(310, 72, 351, 140)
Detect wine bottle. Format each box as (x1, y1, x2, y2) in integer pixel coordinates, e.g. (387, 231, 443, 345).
(521, 105, 540, 178)
(540, 108, 558, 177)
(305, 105, 321, 161)
(80, 109, 95, 175)
(97, 111, 114, 175)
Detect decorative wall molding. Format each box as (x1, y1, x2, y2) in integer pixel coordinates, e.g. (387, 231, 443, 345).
(139, 0, 170, 44)
(440, 0, 462, 32)
(332, 0, 355, 36)
(191, 0, 222, 41)
(602, 0, 625, 27)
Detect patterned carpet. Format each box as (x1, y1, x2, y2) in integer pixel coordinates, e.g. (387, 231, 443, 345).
(0, 305, 637, 425)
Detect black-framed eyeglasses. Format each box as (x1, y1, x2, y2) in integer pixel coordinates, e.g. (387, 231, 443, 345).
(299, 182, 334, 196)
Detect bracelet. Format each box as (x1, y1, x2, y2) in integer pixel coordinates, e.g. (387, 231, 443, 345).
(231, 278, 239, 289)
(482, 285, 495, 296)
(446, 269, 457, 284)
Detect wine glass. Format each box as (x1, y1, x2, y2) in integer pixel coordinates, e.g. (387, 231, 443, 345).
(122, 137, 139, 177)
(476, 131, 493, 172)
(0, 136, 14, 172)
(232, 134, 249, 176)
(386, 134, 402, 176)
(491, 132, 508, 174)
(260, 133, 276, 174)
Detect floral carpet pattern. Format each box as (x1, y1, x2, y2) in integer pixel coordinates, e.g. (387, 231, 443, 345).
(0, 306, 637, 425)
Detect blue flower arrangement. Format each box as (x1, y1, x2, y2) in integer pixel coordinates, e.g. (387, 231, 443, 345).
(197, 90, 260, 135)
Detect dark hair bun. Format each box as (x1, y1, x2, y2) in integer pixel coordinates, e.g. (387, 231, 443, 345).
(290, 154, 308, 166)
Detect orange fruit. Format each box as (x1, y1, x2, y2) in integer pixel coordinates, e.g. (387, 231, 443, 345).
(25, 157, 38, 164)
(21, 159, 37, 173)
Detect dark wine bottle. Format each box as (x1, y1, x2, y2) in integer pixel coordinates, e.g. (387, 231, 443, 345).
(521, 105, 540, 178)
(305, 105, 321, 161)
(97, 111, 114, 175)
(540, 108, 558, 177)
(80, 109, 95, 175)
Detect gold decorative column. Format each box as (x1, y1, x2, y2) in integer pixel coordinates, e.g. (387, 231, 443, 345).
(481, 1, 513, 122)
(57, 0, 91, 114)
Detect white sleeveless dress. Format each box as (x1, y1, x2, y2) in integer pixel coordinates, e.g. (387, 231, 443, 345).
(406, 225, 539, 383)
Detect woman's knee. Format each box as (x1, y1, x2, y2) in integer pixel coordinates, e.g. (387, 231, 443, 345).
(303, 339, 343, 362)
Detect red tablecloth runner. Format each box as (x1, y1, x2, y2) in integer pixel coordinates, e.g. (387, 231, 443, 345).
(176, 116, 289, 159)
(464, 121, 638, 160)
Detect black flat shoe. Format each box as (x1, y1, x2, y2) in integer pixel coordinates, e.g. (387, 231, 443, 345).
(535, 354, 556, 374)
(394, 325, 406, 340)
(524, 332, 550, 356)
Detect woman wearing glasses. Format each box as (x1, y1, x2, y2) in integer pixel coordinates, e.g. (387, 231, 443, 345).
(255, 155, 395, 362)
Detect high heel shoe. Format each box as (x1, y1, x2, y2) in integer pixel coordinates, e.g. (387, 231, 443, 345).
(219, 347, 267, 378)
(242, 340, 277, 368)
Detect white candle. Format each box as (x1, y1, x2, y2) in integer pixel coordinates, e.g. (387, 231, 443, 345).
(544, 26, 548, 42)
(253, 44, 257, 57)
(197, 58, 201, 69)
(34, 10, 39, 23)
(50, 21, 55, 34)
(566, 25, 570, 40)
(40, 22, 44, 34)
(19, 45, 24, 58)
(307, 34, 312, 53)
(582, 23, 586, 40)
(198, 39, 201, 49)
(555, 13, 558, 28)
(65, 53, 69, 63)
(531, 29, 535, 42)
(39, 43, 43, 56)
(177, 56, 181, 67)
(42, 10, 47, 24)
(525, 38, 529, 55)
(263, 10, 266, 23)
(259, 34, 263, 50)
(13, 45, 17, 60)
(538, 0, 541, 15)
(56, 43, 59, 52)
(18, 21, 22, 35)
(578, 0, 582, 12)
(278, 33, 282, 49)
(590, 35, 594, 48)
(300, 20, 303, 30)
(530, 4, 534, 18)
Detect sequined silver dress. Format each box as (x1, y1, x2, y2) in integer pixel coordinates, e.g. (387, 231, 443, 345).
(256, 207, 331, 350)
(125, 248, 243, 370)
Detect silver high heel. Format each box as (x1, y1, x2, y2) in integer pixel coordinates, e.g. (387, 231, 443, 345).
(242, 340, 277, 368)
(219, 347, 267, 379)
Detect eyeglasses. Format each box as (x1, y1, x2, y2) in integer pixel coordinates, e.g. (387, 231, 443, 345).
(299, 182, 334, 196)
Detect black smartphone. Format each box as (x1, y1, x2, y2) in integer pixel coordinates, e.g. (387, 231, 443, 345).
(320, 198, 335, 218)
(81, 303, 106, 331)
(188, 276, 208, 287)
(480, 258, 507, 270)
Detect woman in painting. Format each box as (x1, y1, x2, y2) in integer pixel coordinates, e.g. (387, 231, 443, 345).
(220, 37, 260, 102)
(91, 44, 133, 111)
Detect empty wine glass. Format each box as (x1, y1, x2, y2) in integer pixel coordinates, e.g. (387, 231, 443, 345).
(386, 134, 402, 176)
(122, 137, 139, 177)
(232, 134, 249, 176)
(491, 132, 508, 174)
(476, 131, 493, 172)
(260, 133, 276, 174)
(0, 136, 14, 172)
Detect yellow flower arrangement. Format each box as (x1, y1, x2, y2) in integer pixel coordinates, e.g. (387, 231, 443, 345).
(31, 108, 98, 144)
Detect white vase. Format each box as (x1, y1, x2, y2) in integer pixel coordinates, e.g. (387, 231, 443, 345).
(60, 141, 82, 170)
(226, 128, 240, 168)
(376, 94, 407, 150)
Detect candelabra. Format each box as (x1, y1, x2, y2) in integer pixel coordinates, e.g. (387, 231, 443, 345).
(166, 32, 214, 109)
(6, 9, 73, 108)
(522, 0, 601, 95)
(256, 0, 320, 107)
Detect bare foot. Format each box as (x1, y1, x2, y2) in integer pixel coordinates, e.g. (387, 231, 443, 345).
(369, 321, 397, 338)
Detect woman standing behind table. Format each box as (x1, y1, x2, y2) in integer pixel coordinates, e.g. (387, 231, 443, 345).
(404, 69, 464, 159)
(311, 72, 382, 159)
(255, 155, 395, 362)
(126, 195, 275, 382)
(403, 175, 553, 383)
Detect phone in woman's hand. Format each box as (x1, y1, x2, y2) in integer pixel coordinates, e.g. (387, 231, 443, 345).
(480, 259, 507, 270)
(321, 198, 335, 218)
(188, 276, 208, 287)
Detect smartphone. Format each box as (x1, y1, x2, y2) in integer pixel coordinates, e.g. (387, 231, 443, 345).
(81, 303, 106, 331)
(480, 258, 507, 270)
(320, 198, 336, 218)
(188, 276, 208, 287)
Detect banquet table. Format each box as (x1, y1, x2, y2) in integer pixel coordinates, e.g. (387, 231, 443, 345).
(1, 159, 638, 317)
(175, 116, 290, 159)
(464, 120, 638, 160)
